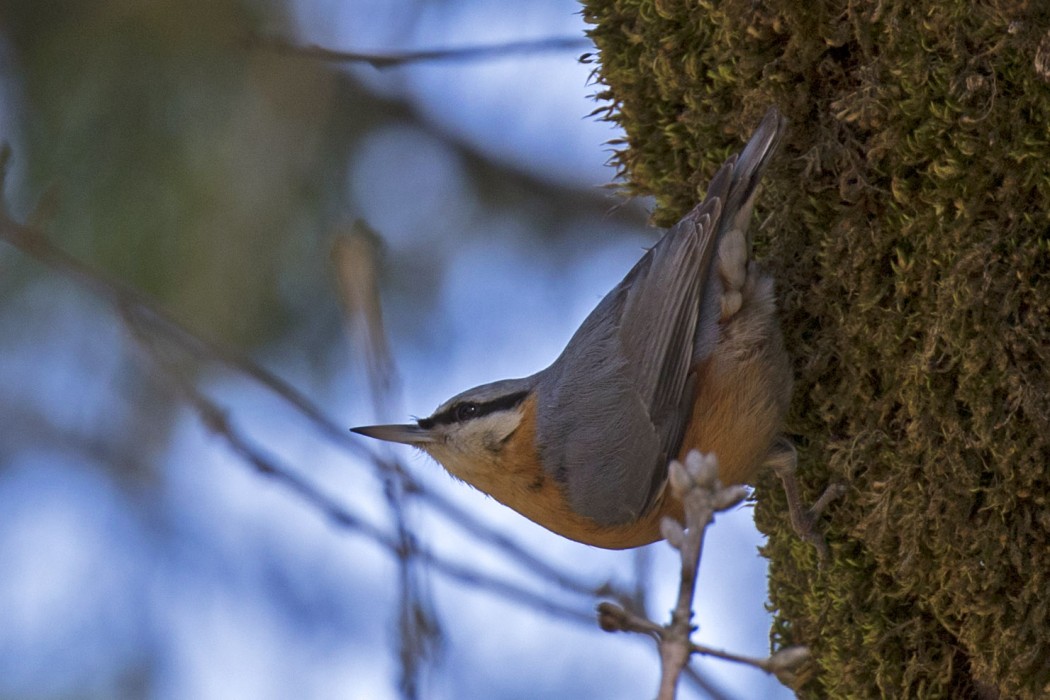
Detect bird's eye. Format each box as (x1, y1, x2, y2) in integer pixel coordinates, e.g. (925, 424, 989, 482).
(454, 402, 479, 422)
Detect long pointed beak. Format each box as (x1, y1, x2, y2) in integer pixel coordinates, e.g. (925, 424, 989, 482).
(350, 423, 435, 446)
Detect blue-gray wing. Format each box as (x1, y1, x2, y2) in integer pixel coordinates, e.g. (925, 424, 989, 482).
(534, 108, 784, 526)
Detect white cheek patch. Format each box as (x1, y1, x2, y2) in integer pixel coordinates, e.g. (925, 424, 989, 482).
(461, 411, 522, 450)
(424, 411, 523, 481)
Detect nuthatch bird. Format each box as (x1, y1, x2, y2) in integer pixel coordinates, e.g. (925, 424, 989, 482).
(354, 108, 831, 550)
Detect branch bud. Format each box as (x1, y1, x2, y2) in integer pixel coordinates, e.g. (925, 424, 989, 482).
(714, 485, 749, 511)
(660, 516, 686, 549)
(684, 449, 719, 486)
(668, 458, 692, 499)
(597, 602, 629, 632)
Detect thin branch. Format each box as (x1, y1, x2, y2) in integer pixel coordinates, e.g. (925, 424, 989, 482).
(658, 453, 741, 700)
(690, 641, 810, 676)
(598, 451, 810, 699)
(332, 223, 436, 700)
(249, 34, 592, 69)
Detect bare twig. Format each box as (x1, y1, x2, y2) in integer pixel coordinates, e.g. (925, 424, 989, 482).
(658, 452, 747, 699)
(598, 451, 810, 699)
(331, 223, 400, 416)
(249, 34, 592, 69)
(690, 641, 811, 678)
(333, 221, 434, 699)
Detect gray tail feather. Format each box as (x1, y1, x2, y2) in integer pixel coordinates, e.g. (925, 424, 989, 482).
(722, 107, 786, 229)
(692, 107, 785, 361)
(672, 106, 784, 241)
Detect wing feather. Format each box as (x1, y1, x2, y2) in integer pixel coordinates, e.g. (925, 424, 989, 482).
(534, 109, 785, 525)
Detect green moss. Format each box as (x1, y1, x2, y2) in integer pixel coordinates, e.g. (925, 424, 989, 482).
(582, 0, 1050, 696)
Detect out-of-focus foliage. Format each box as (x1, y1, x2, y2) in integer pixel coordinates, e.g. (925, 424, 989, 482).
(4, 0, 344, 344)
(582, 0, 1050, 697)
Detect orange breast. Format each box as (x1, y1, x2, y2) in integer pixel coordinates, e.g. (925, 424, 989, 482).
(677, 351, 784, 486)
(470, 395, 681, 549)
(475, 348, 784, 549)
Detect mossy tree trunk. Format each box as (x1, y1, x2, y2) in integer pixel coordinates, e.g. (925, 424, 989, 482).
(581, 1, 1050, 697)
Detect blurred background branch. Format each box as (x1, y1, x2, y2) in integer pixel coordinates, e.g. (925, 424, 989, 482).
(249, 34, 592, 68)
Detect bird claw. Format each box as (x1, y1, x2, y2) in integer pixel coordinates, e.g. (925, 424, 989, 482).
(765, 438, 846, 563)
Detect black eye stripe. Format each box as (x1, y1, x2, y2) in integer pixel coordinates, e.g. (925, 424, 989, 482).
(418, 391, 529, 428)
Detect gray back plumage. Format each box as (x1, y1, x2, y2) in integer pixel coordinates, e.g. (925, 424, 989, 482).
(533, 108, 786, 526)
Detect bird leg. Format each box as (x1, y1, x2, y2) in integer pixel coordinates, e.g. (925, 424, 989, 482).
(764, 437, 846, 562)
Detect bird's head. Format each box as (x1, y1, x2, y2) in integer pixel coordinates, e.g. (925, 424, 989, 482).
(351, 376, 539, 484)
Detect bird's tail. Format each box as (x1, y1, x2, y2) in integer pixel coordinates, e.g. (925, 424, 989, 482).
(686, 107, 785, 359)
(724, 107, 786, 225)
